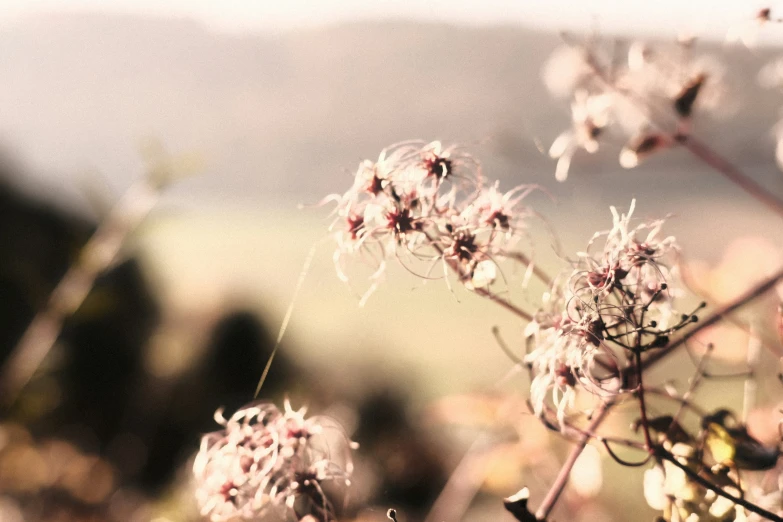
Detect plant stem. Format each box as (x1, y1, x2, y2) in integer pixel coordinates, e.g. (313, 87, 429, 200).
(428, 235, 534, 321)
(634, 351, 654, 450)
(643, 265, 783, 371)
(580, 48, 783, 220)
(474, 287, 533, 321)
(682, 137, 783, 220)
(507, 251, 554, 287)
(535, 266, 783, 518)
(535, 400, 613, 520)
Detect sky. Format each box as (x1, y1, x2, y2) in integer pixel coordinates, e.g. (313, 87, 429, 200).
(0, 0, 776, 39)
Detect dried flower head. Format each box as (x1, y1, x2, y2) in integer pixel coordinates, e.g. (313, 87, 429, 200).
(525, 201, 691, 428)
(544, 36, 733, 176)
(619, 132, 674, 169)
(193, 400, 356, 522)
(524, 289, 584, 427)
(326, 141, 537, 302)
(616, 42, 730, 137)
(572, 199, 683, 331)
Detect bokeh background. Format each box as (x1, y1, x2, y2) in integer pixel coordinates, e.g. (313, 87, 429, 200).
(2, 1, 783, 521)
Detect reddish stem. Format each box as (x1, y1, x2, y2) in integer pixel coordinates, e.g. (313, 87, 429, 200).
(643, 265, 783, 371)
(634, 351, 654, 451)
(535, 401, 613, 520)
(682, 137, 783, 220)
(428, 234, 534, 321)
(536, 267, 783, 518)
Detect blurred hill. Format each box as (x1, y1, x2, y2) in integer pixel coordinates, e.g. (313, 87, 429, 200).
(1, 13, 781, 207)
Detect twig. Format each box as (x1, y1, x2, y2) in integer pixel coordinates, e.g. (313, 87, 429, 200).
(669, 344, 713, 436)
(682, 137, 783, 220)
(474, 287, 533, 321)
(535, 400, 613, 520)
(643, 266, 783, 371)
(634, 351, 654, 450)
(679, 260, 783, 358)
(657, 448, 783, 522)
(507, 251, 554, 288)
(428, 235, 534, 321)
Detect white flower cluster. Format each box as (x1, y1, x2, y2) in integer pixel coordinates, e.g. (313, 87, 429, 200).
(545, 37, 731, 180)
(328, 141, 536, 303)
(525, 201, 683, 428)
(193, 400, 356, 522)
(573, 199, 680, 328)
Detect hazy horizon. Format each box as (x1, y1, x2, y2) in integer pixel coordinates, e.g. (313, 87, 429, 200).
(1, 1, 779, 40)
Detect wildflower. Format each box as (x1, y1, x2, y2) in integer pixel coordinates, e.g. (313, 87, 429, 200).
(467, 181, 535, 233)
(525, 201, 685, 429)
(548, 90, 613, 181)
(575, 200, 680, 328)
(583, 200, 677, 275)
(193, 400, 356, 522)
(440, 219, 497, 289)
(326, 141, 536, 300)
(524, 291, 587, 427)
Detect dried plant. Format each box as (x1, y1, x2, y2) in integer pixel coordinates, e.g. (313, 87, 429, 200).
(325, 140, 545, 310)
(305, 7, 783, 522)
(9, 6, 783, 522)
(193, 400, 356, 522)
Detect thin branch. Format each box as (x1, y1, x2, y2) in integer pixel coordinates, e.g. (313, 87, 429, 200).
(578, 45, 783, 220)
(679, 260, 783, 358)
(683, 137, 783, 220)
(634, 350, 654, 450)
(474, 287, 534, 321)
(670, 343, 713, 436)
(657, 448, 783, 522)
(506, 251, 554, 287)
(428, 235, 534, 321)
(601, 440, 651, 467)
(535, 400, 614, 520)
(643, 266, 783, 371)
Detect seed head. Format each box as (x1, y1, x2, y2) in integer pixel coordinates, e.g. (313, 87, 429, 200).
(193, 400, 355, 522)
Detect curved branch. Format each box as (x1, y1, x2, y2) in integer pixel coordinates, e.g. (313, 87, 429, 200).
(657, 448, 783, 522)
